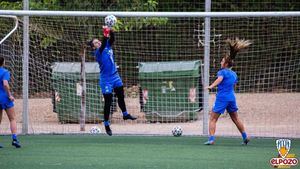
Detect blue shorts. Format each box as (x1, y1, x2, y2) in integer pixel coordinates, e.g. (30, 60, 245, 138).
(0, 101, 14, 110)
(100, 77, 123, 94)
(212, 99, 238, 114)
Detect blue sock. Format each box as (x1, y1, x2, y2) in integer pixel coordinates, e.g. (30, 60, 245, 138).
(12, 134, 18, 140)
(122, 111, 128, 116)
(104, 121, 110, 126)
(242, 132, 247, 140)
(209, 135, 215, 142)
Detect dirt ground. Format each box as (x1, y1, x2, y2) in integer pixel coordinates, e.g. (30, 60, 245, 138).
(0, 93, 299, 138)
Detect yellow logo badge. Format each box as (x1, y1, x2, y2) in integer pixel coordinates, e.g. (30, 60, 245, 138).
(276, 139, 291, 158)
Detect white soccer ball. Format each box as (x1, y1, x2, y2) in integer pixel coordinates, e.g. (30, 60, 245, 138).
(90, 126, 101, 134)
(172, 126, 183, 137)
(105, 15, 117, 28)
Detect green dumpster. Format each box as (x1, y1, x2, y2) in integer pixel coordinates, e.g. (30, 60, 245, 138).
(51, 62, 103, 123)
(139, 60, 202, 122)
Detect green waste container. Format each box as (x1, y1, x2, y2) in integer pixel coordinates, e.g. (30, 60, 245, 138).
(139, 60, 202, 122)
(51, 62, 103, 123)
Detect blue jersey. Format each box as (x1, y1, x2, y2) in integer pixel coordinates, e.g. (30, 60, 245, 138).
(216, 68, 238, 101)
(0, 67, 11, 103)
(94, 39, 119, 81)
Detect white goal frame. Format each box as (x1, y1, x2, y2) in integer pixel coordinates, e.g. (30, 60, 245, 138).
(0, 15, 18, 45)
(0, 10, 300, 135)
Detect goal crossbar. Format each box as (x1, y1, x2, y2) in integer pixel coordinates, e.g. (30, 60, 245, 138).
(0, 10, 300, 17)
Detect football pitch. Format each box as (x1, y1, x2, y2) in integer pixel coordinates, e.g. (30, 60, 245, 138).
(0, 135, 299, 169)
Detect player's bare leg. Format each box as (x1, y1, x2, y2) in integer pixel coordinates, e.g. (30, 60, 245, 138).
(6, 107, 21, 148)
(229, 112, 245, 133)
(204, 112, 220, 145)
(6, 107, 17, 134)
(229, 112, 249, 145)
(0, 110, 2, 124)
(0, 110, 3, 148)
(209, 112, 220, 136)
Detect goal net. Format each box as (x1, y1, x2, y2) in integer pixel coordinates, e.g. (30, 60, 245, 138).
(0, 14, 299, 137)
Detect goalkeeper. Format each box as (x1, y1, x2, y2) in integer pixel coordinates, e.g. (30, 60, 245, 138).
(204, 38, 251, 145)
(88, 26, 137, 136)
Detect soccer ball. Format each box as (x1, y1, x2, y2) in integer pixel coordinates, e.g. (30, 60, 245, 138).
(172, 126, 183, 137)
(89, 126, 101, 134)
(105, 15, 117, 28)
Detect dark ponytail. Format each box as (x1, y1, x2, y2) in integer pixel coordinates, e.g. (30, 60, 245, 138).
(224, 38, 251, 68)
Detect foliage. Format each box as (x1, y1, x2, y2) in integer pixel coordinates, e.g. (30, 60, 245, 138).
(1, 0, 300, 94)
(0, 0, 22, 10)
(1, 0, 299, 11)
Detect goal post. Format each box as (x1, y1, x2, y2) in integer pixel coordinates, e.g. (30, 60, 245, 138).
(80, 46, 87, 131)
(0, 10, 299, 137)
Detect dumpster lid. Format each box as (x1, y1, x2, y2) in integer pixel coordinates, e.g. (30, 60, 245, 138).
(139, 60, 200, 73)
(52, 62, 99, 73)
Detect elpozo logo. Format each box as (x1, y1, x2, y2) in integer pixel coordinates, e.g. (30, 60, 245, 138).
(270, 139, 298, 168)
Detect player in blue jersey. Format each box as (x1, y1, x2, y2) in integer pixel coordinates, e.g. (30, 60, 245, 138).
(204, 38, 251, 145)
(88, 26, 137, 136)
(0, 56, 21, 148)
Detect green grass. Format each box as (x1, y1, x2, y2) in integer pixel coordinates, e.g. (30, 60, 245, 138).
(0, 135, 299, 169)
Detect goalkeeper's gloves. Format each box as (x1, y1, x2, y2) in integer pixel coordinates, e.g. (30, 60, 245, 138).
(103, 26, 111, 38)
